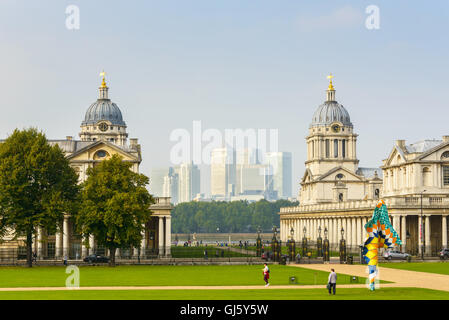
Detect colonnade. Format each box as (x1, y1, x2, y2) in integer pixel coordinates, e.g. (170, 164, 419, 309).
(281, 214, 448, 255)
(34, 214, 172, 260)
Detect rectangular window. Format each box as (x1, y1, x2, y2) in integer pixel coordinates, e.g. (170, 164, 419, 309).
(325, 140, 329, 158)
(334, 139, 338, 158)
(342, 140, 346, 158)
(443, 166, 449, 186)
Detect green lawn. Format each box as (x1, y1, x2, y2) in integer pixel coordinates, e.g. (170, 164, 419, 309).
(380, 261, 449, 275)
(0, 287, 447, 300)
(0, 265, 367, 287)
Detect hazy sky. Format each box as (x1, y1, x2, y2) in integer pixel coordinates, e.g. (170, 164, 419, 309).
(1, 1, 448, 196)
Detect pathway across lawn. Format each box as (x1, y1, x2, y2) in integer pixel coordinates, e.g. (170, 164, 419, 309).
(295, 263, 449, 293)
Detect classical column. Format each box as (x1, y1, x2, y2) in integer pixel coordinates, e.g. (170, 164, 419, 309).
(356, 217, 361, 246)
(37, 227, 43, 260)
(418, 215, 423, 256)
(140, 225, 146, 258)
(81, 236, 88, 259)
(63, 214, 70, 259)
(425, 215, 431, 256)
(158, 216, 165, 256)
(442, 215, 448, 249)
(393, 215, 400, 235)
(352, 217, 357, 246)
(333, 217, 338, 246)
(346, 217, 352, 248)
(165, 216, 171, 257)
(89, 235, 95, 255)
(401, 215, 407, 251)
(55, 226, 62, 260)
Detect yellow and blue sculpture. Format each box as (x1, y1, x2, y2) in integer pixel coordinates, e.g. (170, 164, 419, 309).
(363, 199, 402, 290)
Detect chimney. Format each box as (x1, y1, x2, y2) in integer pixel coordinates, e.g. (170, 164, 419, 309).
(443, 136, 449, 143)
(130, 138, 138, 150)
(395, 140, 405, 149)
(66, 136, 73, 141)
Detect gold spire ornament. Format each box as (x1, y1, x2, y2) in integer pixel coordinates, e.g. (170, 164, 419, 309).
(327, 73, 334, 90)
(100, 70, 107, 88)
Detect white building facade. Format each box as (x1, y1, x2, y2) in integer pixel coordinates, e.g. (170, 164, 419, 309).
(279, 76, 449, 256)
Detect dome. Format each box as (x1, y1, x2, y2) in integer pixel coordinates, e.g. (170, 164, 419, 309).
(310, 101, 352, 127)
(82, 99, 126, 126)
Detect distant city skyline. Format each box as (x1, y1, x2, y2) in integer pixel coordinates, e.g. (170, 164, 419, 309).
(1, 2, 449, 197)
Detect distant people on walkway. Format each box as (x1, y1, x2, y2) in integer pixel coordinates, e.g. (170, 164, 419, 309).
(32, 252, 37, 263)
(263, 263, 270, 286)
(328, 268, 337, 295)
(296, 253, 301, 264)
(204, 249, 208, 260)
(63, 254, 68, 266)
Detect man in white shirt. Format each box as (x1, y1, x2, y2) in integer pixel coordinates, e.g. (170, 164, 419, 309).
(328, 268, 337, 295)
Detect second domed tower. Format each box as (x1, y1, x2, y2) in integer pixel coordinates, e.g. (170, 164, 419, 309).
(305, 75, 359, 177)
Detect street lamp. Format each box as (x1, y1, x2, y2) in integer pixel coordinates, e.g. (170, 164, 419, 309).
(290, 227, 294, 240)
(318, 226, 322, 238)
(341, 227, 345, 239)
(324, 227, 328, 240)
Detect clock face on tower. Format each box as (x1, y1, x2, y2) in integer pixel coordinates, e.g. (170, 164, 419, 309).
(99, 122, 108, 132)
(331, 124, 340, 133)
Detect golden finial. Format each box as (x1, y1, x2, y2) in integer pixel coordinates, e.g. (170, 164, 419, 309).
(327, 73, 334, 90)
(99, 70, 107, 88)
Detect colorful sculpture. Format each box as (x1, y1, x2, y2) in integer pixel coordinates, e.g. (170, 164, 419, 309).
(362, 199, 402, 290)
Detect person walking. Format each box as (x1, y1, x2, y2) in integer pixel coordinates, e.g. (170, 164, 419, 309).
(327, 268, 337, 295)
(263, 263, 270, 286)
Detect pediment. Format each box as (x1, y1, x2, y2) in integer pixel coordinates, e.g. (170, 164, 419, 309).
(384, 146, 406, 166)
(67, 140, 138, 162)
(301, 168, 314, 184)
(418, 141, 449, 161)
(316, 166, 364, 182)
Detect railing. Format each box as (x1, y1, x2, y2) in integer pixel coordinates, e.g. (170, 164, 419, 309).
(280, 195, 449, 214)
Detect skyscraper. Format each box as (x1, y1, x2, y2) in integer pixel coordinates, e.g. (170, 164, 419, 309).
(176, 162, 201, 203)
(210, 147, 236, 199)
(265, 152, 292, 199)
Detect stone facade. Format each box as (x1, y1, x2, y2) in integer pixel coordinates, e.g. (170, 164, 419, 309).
(1, 76, 173, 259)
(279, 76, 449, 256)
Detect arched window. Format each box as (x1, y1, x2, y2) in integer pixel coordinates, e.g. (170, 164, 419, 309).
(374, 189, 380, 199)
(342, 140, 346, 158)
(325, 139, 330, 158)
(336, 173, 344, 180)
(441, 151, 449, 160)
(338, 193, 344, 202)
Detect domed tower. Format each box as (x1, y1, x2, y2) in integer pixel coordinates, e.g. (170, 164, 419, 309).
(79, 73, 128, 146)
(305, 74, 359, 177)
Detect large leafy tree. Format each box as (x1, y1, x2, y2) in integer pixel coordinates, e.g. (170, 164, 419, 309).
(76, 154, 154, 266)
(0, 128, 79, 267)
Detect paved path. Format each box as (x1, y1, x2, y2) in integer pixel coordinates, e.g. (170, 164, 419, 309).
(0, 284, 399, 292)
(293, 264, 449, 292)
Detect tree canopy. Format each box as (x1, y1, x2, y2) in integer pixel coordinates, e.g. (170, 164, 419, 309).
(171, 199, 298, 234)
(76, 154, 154, 266)
(0, 128, 79, 267)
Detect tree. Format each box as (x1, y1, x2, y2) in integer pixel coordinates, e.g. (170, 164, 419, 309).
(0, 128, 79, 267)
(76, 154, 154, 266)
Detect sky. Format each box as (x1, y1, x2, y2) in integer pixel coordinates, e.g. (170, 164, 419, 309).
(0, 1, 448, 196)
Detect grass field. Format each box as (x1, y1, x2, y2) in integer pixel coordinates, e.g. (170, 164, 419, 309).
(0, 287, 447, 300)
(380, 261, 449, 275)
(0, 265, 367, 287)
